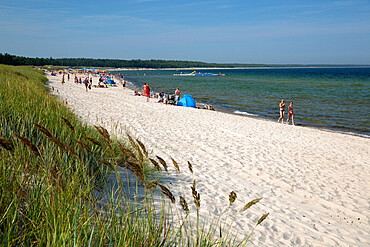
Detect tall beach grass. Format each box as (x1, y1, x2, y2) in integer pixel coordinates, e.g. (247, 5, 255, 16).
(0, 65, 268, 246)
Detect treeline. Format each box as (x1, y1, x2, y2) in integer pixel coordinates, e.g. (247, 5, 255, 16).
(0, 53, 248, 68)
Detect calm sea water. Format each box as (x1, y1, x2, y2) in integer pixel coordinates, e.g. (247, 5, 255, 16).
(113, 68, 370, 137)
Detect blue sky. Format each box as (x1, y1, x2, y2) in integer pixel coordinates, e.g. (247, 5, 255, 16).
(0, 0, 369, 64)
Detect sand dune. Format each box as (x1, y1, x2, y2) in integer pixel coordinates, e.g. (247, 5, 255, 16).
(47, 74, 369, 246)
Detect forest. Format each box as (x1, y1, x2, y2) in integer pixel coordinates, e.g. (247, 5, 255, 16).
(1, 53, 354, 69)
(0, 53, 252, 68)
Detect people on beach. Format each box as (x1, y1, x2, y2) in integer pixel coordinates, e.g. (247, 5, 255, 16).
(278, 99, 286, 123)
(61, 75, 65, 85)
(175, 88, 181, 103)
(134, 91, 142, 96)
(286, 101, 294, 125)
(142, 83, 147, 96)
(157, 92, 165, 103)
(84, 78, 89, 92)
(145, 84, 150, 102)
(121, 75, 125, 87)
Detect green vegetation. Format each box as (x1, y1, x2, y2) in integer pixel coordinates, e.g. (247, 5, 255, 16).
(1, 53, 368, 69)
(0, 65, 268, 246)
(0, 53, 243, 68)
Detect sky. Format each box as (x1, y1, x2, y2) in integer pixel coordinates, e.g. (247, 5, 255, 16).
(0, 0, 369, 64)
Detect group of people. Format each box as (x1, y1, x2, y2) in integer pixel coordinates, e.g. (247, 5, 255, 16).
(72, 75, 93, 92)
(59, 72, 95, 93)
(139, 83, 182, 105)
(156, 88, 181, 104)
(59, 71, 296, 124)
(278, 99, 294, 125)
(142, 83, 151, 102)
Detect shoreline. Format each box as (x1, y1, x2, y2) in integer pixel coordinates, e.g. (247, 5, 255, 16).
(106, 65, 370, 71)
(118, 77, 369, 139)
(46, 73, 370, 246)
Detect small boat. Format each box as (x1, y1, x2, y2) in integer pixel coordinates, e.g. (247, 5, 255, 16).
(173, 71, 222, 76)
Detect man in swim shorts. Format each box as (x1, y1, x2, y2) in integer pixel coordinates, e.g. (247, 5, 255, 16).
(175, 88, 181, 103)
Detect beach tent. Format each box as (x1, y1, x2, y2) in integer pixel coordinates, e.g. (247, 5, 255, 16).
(106, 79, 117, 86)
(177, 94, 196, 108)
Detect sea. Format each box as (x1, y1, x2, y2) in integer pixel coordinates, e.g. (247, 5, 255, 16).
(112, 67, 370, 138)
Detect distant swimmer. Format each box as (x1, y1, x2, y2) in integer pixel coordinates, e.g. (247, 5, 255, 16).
(278, 99, 286, 123)
(286, 101, 294, 125)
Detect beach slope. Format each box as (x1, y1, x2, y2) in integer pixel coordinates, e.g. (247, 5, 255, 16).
(47, 74, 369, 246)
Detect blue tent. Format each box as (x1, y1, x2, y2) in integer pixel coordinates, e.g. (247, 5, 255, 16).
(177, 94, 196, 108)
(107, 79, 116, 85)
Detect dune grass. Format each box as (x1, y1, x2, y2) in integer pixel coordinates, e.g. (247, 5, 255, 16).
(0, 64, 166, 245)
(0, 65, 268, 246)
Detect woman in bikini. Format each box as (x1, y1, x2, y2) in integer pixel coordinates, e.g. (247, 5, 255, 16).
(286, 101, 294, 125)
(278, 99, 286, 123)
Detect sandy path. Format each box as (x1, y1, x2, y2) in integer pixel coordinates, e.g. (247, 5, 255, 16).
(47, 74, 369, 246)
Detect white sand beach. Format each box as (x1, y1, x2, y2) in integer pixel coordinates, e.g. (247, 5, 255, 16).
(47, 74, 369, 246)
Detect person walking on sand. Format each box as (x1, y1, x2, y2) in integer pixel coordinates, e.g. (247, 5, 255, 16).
(278, 99, 286, 123)
(84, 78, 89, 92)
(145, 83, 150, 102)
(175, 88, 181, 103)
(286, 101, 294, 125)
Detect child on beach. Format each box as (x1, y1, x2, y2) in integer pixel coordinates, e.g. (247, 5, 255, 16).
(286, 101, 294, 125)
(278, 99, 286, 123)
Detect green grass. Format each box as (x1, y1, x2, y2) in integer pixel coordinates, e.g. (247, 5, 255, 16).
(0, 64, 268, 246)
